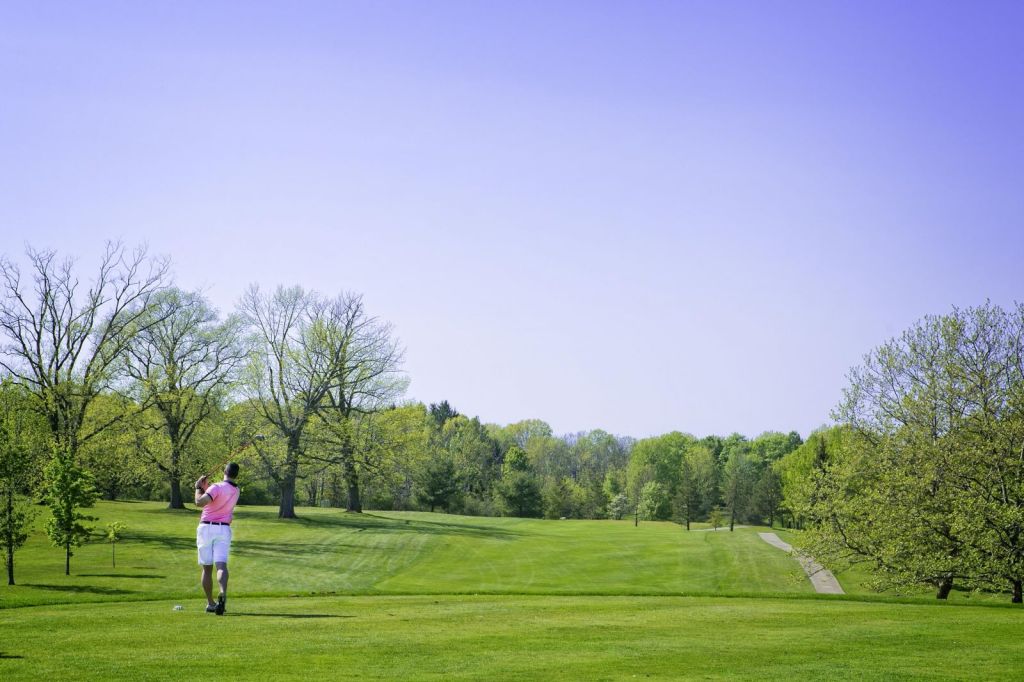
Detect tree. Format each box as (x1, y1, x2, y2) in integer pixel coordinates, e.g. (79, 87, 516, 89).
(44, 444, 98, 575)
(607, 492, 629, 520)
(810, 303, 1024, 602)
(239, 285, 342, 518)
(0, 243, 168, 571)
(722, 442, 754, 531)
(637, 481, 664, 521)
(105, 521, 126, 568)
(1, 486, 33, 585)
(124, 288, 247, 508)
(428, 400, 459, 426)
(674, 454, 700, 530)
(430, 415, 501, 512)
(316, 293, 405, 513)
(0, 243, 170, 462)
(708, 508, 724, 530)
(752, 465, 783, 528)
(416, 456, 461, 512)
(0, 380, 46, 585)
(358, 404, 430, 511)
(498, 446, 542, 517)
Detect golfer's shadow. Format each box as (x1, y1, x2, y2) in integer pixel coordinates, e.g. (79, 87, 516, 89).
(227, 612, 352, 619)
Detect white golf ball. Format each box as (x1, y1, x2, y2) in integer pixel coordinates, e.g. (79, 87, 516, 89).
(173, 605, 183, 611)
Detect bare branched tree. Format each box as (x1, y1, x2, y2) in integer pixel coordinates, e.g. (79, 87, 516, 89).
(239, 285, 338, 518)
(0, 242, 169, 573)
(315, 292, 406, 512)
(0, 242, 171, 456)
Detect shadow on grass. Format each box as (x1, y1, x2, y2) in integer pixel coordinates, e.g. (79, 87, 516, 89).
(227, 613, 352, 619)
(233, 540, 362, 556)
(22, 583, 137, 596)
(237, 509, 521, 540)
(0, 653, 24, 659)
(127, 532, 194, 551)
(79, 573, 166, 579)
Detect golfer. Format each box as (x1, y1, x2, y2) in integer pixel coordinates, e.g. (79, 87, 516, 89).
(195, 462, 240, 615)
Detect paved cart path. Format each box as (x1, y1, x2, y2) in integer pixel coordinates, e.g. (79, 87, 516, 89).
(758, 532, 845, 594)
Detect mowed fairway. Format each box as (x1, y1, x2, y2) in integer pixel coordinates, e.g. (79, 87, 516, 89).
(1, 501, 809, 607)
(3, 502, 1022, 680)
(3, 596, 1023, 680)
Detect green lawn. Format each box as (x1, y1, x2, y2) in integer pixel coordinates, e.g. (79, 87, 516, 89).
(2, 595, 1021, 680)
(3, 502, 1022, 680)
(1, 501, 810, 607)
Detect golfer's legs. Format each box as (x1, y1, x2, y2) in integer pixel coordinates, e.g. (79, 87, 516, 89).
(216, 561, 228, 596)
(201, 565, 215, 605)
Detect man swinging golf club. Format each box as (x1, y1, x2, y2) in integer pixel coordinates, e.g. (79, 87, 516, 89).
(195, 462, 241, 615)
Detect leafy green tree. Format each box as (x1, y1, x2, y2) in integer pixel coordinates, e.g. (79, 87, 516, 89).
(682, 443, 718, 519)
(499, 472, 542, 517)
(0, 380, 46, 585)
(808, 303, 1024, 602)
(637, 481, 665, 521)
(124, 288, 247, 508)
(360, 404, 430, 510)
(626, 432, 694, 519)
(416, 456, 461, 512)
(673, 454, 700, 530)
(708, 508, 724, 530)
(607, 492, 629, 520)
(105, 521, 126, 568)
(44, 444, 98, 575)
(432, 415, 501, 510)
(498, 446, 542, 517)
(722, 443, 754, 531)
(751, 466, 783, 528)
(1, 488, 33, 585)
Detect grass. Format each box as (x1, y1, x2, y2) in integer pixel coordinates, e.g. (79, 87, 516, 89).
(3, 501, 1022, 680)
(1, 501, 810, 607)
(2, 595, 1022, 680)
(770, 528, 1005, 604)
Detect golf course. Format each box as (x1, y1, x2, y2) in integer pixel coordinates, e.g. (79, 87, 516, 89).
(2, 502, 1021, 680)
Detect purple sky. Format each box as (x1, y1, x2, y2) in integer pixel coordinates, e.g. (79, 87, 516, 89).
(2, 2, 1022, 440)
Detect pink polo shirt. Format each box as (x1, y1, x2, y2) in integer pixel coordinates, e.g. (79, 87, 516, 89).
(200, 481, 240, 523)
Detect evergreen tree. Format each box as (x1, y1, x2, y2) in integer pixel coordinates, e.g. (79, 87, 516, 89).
(415, 457, 461, 512)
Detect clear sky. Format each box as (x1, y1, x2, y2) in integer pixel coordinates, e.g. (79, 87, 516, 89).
(2, 2, 1022, 440)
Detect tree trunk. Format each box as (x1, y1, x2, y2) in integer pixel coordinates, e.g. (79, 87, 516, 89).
(169, 475, 184, 510)
(278, 440, 300, 519)
(1012, 580, 1022, 604)
(65, 543, 71, 576)
(729, 506, 735, 532)
(167, 423, 185, 509)
(342, 452, 362, 513)
(935, 576, 953, 599)
(5, 489, 13, 585)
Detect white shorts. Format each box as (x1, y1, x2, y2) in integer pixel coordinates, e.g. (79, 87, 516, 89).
(196, 524, 232, 565)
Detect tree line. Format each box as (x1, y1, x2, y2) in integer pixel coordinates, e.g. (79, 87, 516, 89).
(0, 242, 804, 583)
